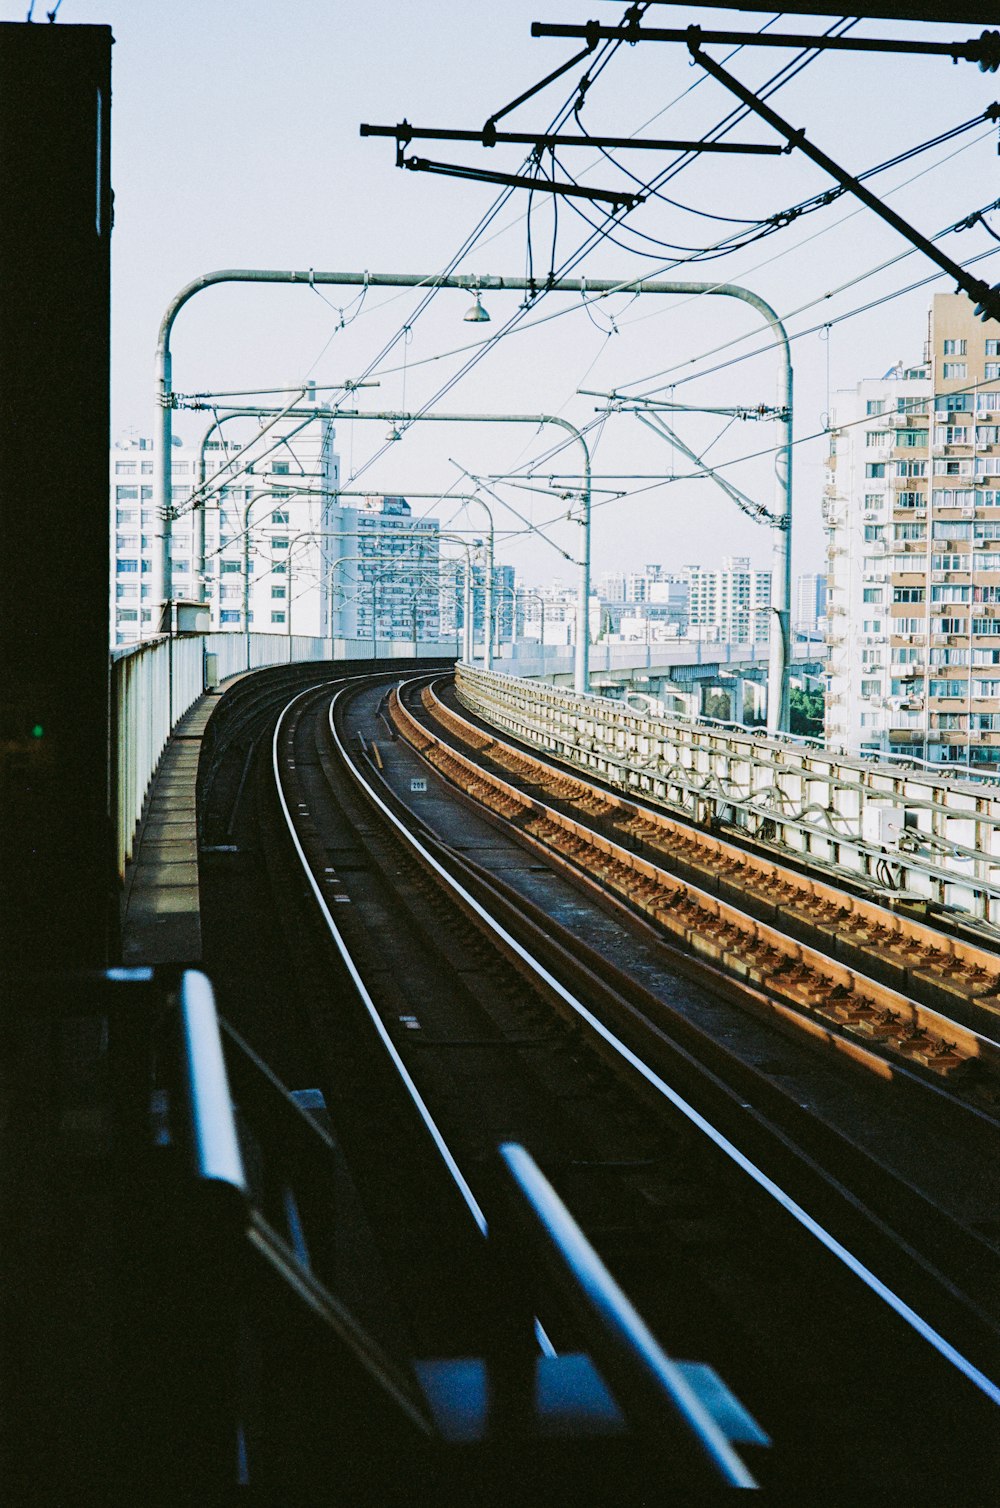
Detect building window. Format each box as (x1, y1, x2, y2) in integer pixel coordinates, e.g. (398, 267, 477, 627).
(943, 340, 966, 356)
(866, 430, 890, 447)
(272, 462, 290, 475)
(116, 486, 139, 501)
(117, 508, 138, 525)
(270, 510, 289, 524)
(896, 430, 925, 448)
(865, 463, 885, 479)
(116, 558, 138, 573)
(141, 461, 154, 475)
(987, 364, 1000, 381)
(861, 679, 881, 696)
(930, 648, 968, 665)
(896, 461, 927, 477)
(115, 461, 137, 475)
(220, 560, 241, 574)
(865, 399, 884, 416)
(271, 538, 289, 550)
(929, 680, 965, 697)
(863, 588, 883, 604)
(116, 583, 138, 599)
(220, 610, 240, 624)
(271, 586, 286, 599)
(118, 608, 139, 622)
(986, 341, 1000, 357)
(172, 559, 189, 574)
(271, 611, 286, 624)
(894, 587, 925, 602)
(931, 585, 970, 602)
(942, 362, 967, 379)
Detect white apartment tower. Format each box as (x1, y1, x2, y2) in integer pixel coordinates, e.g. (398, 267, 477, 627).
(686, 556, 771, 645)
(825, 293, 1000, 765)
(111, 409, 341, 645)
(794, 572, 827, 636)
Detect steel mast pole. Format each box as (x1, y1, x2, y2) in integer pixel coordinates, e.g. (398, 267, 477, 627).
(157, 268, 786, 715)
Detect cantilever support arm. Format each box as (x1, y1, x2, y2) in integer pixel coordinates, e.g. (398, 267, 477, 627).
(687, 36, 1000, 323)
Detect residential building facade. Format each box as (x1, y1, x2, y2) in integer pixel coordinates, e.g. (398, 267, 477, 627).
(794, 572, 827, 637)
(685, 555, 771, 646)
(111, 410, 341, 646)
(327, 495, 441, 644)
(824, 293, 1000, 765)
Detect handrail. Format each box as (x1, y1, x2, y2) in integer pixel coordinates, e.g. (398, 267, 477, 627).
(176, 971, 249, 1197)
(495, 1143, 758, 1488)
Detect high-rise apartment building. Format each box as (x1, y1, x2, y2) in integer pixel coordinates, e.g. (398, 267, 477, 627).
(326, 495, 441, 643)
(794, 572, 827, 636)
(824, 293, 1000, 765)
(685, 556, 771, 645)
(111, 410, 340, 646)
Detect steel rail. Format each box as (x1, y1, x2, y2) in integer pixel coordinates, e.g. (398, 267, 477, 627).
(271, 677, 489, 1241)
(339, 675, 1000, 1410)
(422, 680, 1000, 1031)
(392, 684, 1000, 1108)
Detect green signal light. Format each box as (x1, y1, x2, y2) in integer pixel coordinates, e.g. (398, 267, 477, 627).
(30, 724, 44, 739)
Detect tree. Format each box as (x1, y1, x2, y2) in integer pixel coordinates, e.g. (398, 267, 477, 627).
(789, 685, 824, 737)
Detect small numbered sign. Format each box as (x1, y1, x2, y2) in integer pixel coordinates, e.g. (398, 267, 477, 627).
(410, 777, 428, 793)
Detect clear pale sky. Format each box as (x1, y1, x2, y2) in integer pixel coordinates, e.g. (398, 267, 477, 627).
(9, 2, 1000, 585)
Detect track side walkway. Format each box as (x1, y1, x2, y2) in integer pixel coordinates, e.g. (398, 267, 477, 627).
(120, 688, 223, 966)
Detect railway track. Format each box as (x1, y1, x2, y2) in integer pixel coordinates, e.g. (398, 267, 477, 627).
(402, 676, 1000, 1116)
(255, 670, 998, 1497)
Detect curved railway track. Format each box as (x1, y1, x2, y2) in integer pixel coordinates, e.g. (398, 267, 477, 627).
(408, 676, 1000, 1113)
(252, 670, 999, 1497)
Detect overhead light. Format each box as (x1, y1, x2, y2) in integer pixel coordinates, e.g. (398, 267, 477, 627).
(386, 425, 401, 442)
(463, 294, 490, 324)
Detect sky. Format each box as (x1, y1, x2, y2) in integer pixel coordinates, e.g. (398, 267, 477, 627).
(9, 1, 1000, 586)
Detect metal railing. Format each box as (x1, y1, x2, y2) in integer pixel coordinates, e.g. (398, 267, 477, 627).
(456, 663, 1000, 925)
(493, 1143, 759, 1487)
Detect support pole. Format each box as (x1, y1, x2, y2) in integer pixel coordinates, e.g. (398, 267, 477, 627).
(156, 268, 785, 714)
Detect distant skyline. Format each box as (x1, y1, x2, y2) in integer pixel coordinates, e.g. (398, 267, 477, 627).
(10, 2, 1000, 582)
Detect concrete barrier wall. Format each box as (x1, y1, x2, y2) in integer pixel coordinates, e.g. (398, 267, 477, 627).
(111, 631, 459, 875)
